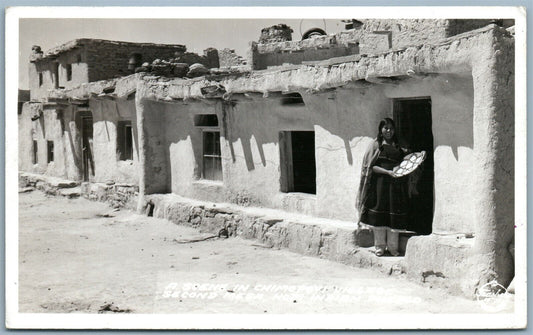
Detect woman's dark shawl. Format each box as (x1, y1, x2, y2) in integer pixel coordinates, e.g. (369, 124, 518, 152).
(355, 139, 381, 223)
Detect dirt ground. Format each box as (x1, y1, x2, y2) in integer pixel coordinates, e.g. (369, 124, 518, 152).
(18, 190, 514, 314)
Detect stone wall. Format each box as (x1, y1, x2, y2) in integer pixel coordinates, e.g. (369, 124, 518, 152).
(81, 182, 139, 209)
(249, 19, 501, 70)
(86, 41, 187, 82)
(340, 19, 500, 54)
(143, 193, 399, 275)
(218, 48, 247, 68)
(249, 34, 359, 70)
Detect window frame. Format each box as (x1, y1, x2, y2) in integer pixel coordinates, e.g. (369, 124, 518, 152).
(32, 140, 38, 164)
(279, 130, 316, 194)
(66, 63, 72, 82)
(117, 120, 134, 161)
(201, 129, 223, 181)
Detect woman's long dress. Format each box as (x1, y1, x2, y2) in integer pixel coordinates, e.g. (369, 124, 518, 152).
(360, 143, 409, 230)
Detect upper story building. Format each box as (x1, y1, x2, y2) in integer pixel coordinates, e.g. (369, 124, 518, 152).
(248, 18, 513, 70)
(28, 39, 195, 100)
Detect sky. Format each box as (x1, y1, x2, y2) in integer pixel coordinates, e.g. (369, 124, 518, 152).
(19, 18, 347, 89)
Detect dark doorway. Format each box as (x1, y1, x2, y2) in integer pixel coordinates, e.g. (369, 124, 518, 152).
(79, 111, 94, 181)
(53, 63, 59, 89)
(279, 131, 316, 194)
(393, 98, 434, 235)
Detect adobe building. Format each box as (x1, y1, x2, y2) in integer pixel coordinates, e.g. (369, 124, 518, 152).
(19, 19, 515, 297)
(19, 39, 220, 205)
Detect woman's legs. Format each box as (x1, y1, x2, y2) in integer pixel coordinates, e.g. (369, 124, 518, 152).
(373, 226, 387, 256)
(386, 228, 400, 256)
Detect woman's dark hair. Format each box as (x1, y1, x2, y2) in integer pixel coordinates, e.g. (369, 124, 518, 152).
(377, 117, 399, 145)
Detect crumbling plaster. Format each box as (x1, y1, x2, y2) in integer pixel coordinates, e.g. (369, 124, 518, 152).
(89, 97, 139, 185)
(19, 102, 82, 181)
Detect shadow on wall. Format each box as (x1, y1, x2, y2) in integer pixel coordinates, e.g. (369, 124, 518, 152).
(438, 79, 474, 161)
(220, 89, 383, 173)
(385, 74, 474, 160)
(151, 87, 390, 192)
(142, 74, 475, 206)
(223, 99, 280, 172)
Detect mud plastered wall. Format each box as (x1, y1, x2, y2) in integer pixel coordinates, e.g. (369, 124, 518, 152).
(29, 62, 54, 100)
(19, 103, 41, 172)
(29, 50, 90, 100)
(337, 19, 496, 55)
(18, 103, 79, 179)
(144, 74, 476, 224)
(55, 48, 90, 90)
(468, 27, 515, 289)
(161, 101, 223, 202)
(221, 96, 318, 211)
(151, 89, 386, 220)
(90, 98, 139, 184)
(383, 74, 475, 234)
(137, 99, 171, 194)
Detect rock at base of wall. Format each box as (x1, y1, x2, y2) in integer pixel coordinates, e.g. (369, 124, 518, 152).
(80, 182, 139, 210)
(19, 173, 80, 198)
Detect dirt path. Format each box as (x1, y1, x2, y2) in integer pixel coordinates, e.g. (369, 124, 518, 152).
(18, 190, 513, 314)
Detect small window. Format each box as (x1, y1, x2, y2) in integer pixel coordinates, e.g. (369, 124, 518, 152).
(47, 141, 54, 163)
(281, 92, 304, 106)
(38, 72, 43, 87)
(117, 121, 133, 160)
(194, 114, 219, 127)
(77, 54, 82, 63)
(32, 140, 38, 164)
(202, 131, 222, 181)
(279, 131, 316, 194)
(53, 63, 59, 89)
(66, 64, 72, 81)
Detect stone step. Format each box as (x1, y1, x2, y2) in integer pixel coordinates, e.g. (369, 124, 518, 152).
(59, 187, 81, 198)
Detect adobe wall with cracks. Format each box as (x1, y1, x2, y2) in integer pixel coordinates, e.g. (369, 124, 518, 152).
(19, 102, 82, 181)
(248, 20, 498, 70)
(404, 27, 514, 297)
(89, 97, 139, 185)
(337, 19, 497, 55)
(29, 49, 90, 100)
(135, 87, 171, 200)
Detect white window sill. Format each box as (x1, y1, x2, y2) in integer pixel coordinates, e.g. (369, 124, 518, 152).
(281, 192, 316, 200)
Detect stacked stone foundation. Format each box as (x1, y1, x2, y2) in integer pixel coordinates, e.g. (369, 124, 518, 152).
(143, 193, 404, 276)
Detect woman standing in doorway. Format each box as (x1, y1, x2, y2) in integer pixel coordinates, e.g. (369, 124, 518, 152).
(356, 118, 410, 256)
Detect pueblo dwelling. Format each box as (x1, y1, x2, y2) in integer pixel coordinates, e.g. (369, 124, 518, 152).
(19, 19, 515, 297)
